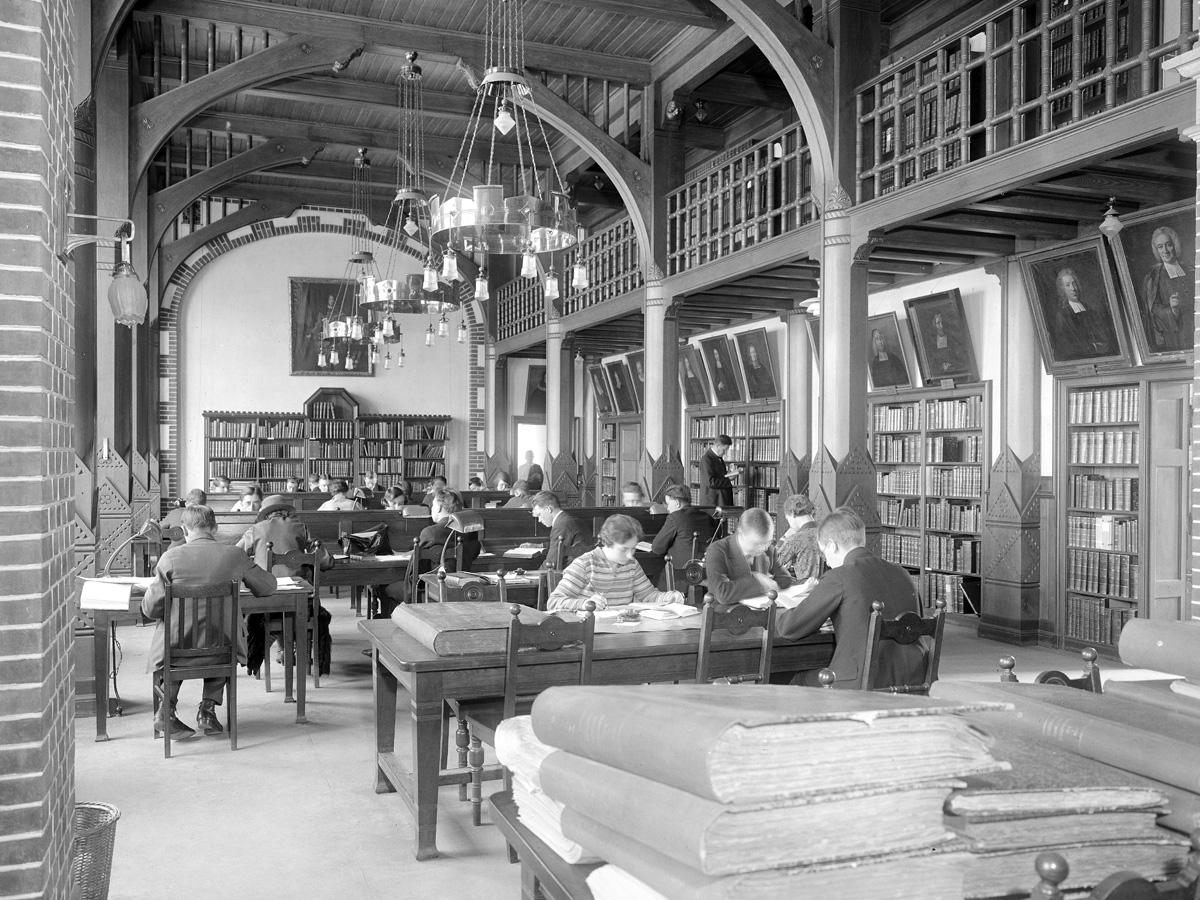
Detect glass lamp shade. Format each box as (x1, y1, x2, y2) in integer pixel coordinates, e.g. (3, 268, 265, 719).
(384, 351, 392, 370)
(350, 316, 365, 341)
(437, 313, 449, 338)
(544, 270, 560, 301)
(520, 251, 537, 279)
(424, 325, 435, 347)
(107, 262, 148, 326)
(369, 344, 379, 365)
(317, 348, 328, 368)
(404, 215, 420, 237)
(456, 320, 467, 343)
(345, 352, 355, 370)
(494, 101, 516, 135)
(475, 275, 489, 301)
(398, 348, 406, 368)
(441, 253, 459, 280)
(422, 262, 439, 292)
(572, 261, 589, 290)
(1099, 199, 1124, 240)
(382, 317, 395, 338)
(329, 345, 341, 366)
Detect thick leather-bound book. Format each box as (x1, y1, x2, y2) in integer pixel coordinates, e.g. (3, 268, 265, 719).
(1104, 679, 1200, 720)
(540, 749, 959, 875)
(390, 601, 549, 655)
(530, 683, 1007, 804)
(1118, 618, 1200, 681)
(564, 808, 970, 900)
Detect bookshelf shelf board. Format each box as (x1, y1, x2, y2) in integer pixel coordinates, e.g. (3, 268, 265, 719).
(927, 566, 980, 577)
(1069, 420, 1140, 427)
(1066, 506, 1137, 515)
(1068, 588, 1139, 602)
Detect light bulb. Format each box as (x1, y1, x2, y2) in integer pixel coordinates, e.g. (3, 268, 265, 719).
(544, 269, 560, 301)
(457, 320, 466, 343)
(425, 325, 435, 347)
(422, 262, 438, 292)
(404, 215, 419, 237)
(329, 346, 340, 366)
(398, 348, 406, 368)
(475, 274, 489, 301)
(494, 100, 515, 135)
(441, 253, 458, 280)
(572, 261, 589, 290)
(437, 313, 449, 338)
(521, 251, 537, 278)
(384, 351, 391, 370)
(317, 348, 328, 368)
(383, 317, 395, 338)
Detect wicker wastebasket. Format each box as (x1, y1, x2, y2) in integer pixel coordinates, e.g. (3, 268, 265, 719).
(71, 802, 120, 900)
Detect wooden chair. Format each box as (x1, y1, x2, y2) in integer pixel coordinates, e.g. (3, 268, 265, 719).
(664, 531, 707, 606)
(1028, 831, 1200, 899)
(266, 545, 322, 688)
(458, 602, 596, 826)
(535, 564, 564, 611)
(997, 647, 1102, 693)
(695, 592, 776, 685)
(404, 537, 438, 603)
(152, 581, 239, 758)
(859, 597, 946, 693)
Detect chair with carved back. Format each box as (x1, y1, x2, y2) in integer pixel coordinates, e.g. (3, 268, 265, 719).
(458, 601, 597, 826)
(665, 531, 708, 606)
(998, 648, 1103, 693)
(152, 581, 239, 758)
(859, 598, 946, 694)
(695, 592, 776, 685)
(266, 544, 323, 688)
(404, 536, 440, 603)
(1026, 832, 1200, 900)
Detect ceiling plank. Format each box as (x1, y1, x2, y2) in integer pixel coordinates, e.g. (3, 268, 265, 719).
(1036, 170, 1177, 204)
(924, 212, 1078, 240)
(137, 0, 652, 83)
(541, 0, 724, 28)
(880, 228, 1014, 257)
(694, 72, 792, 109)
(965, 194, 1117, 221)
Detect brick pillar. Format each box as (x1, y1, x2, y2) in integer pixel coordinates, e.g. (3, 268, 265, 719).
(0, 0, 78, 896)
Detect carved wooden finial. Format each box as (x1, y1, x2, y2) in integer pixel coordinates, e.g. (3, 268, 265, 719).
(817, 668, 835, 688)
(508, 603, 522, 620)
(514, 568, 525, 576)
(1030, 852, 1068, 899)
(766, 590, 778, 602)
(999, 656, 1017, 682)
(1081, 647, 1098, 665)
(871, 600, 885, 613)
(582, 599, 596, 617)
(437, 567, 447, 582)
(934, 597, 947, 611)
(703, 593, 715, 608)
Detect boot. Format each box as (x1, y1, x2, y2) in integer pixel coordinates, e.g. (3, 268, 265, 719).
(196, 699, 224, 736)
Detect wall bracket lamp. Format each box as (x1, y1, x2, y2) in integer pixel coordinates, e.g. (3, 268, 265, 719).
(59, 214, 149, 327)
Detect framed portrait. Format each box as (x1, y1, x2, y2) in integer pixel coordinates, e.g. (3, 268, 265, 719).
(625, 350, 647, 410)
(734, 328, 779, 400)
(1018, 237, 1130, 374)
(289, 277, 373, 376)
(866, 312, 912, 390)
(805, 316, 821, 365)
(588, 364, 615, 416)
(904, 289, 979, 384)
(700, 335, 745, 403)
(605, 359, 638, 414)
(524, 365, 547, 417)
(1108, 201, 1194, 363)
(678, 345, 711, 407)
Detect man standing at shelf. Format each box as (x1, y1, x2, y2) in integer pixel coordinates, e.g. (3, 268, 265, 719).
(775, 507, 925, 689)
(699, 434, 739, 507)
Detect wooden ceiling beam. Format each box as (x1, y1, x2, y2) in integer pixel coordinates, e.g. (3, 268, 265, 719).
(867, 259, 936, 276)
(1037, 170, 1176, 205)
(924, 212, 1078, 240)
(541, 0, 724, 28)
(217, 180, 394, 223)
(694, 72, 792, 110)
(137, 0, 653, 83)
(881, 228, 1014, 257)
(965, 194, 1112, 222)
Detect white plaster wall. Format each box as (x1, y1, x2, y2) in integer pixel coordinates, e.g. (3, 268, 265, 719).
(177, 230, 471, 492)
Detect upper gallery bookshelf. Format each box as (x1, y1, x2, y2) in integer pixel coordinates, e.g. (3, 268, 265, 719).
(870, 382, 990, 618)
(686, 403, 784, 512)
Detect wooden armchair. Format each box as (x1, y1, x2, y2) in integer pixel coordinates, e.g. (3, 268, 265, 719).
(695, 592, 776, 685)
(152, 581, 240, 758)
(859, 598, 946, 693)
(998, 647, 1103, 693)
(458, 602, 596, 826)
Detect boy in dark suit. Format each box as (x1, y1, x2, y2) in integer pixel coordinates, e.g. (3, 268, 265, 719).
(530, 490, 592, 570)
(651, 484, 715, 589)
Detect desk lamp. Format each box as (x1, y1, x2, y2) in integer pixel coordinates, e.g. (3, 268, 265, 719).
(101, 519, 163, 577)
(441, 509, 485, 569)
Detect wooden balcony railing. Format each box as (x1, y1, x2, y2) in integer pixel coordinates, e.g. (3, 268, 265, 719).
(494, 216, 643, 340)
(856, 0, 1197, 201)
(666, 123, 818, 276)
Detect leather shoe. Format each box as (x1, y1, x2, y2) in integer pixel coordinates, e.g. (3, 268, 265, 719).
(153, 709, 195, 739)
(197, 699, 224, 736)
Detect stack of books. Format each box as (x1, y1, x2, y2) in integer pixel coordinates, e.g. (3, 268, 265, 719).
(500, 683, 1010, 900)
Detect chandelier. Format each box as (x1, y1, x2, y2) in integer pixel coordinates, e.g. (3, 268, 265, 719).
(430, 0, 579, 267)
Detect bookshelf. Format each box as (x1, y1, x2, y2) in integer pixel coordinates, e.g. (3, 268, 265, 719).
(598, 420, 618, 505)
(402, 417, 450, 490)
(595, 414, 640, 506)
(686, 402, 784, 511)
(358, 415, 406, 484)
(204, 413, 258, 483)
(870, 382, 990, 619)
(257, 415, 307, 492)
(1055, 370, 1189, 651)
(305, 388, 358, 482)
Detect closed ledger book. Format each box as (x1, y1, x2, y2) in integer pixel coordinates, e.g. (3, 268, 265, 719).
(391, 601, 549, 656)
(539, 749, 961, 875)
(530, 683, 1008, 804)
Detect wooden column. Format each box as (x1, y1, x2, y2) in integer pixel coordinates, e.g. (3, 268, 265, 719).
(642, 271, 684, 500)
(981, 258, 1044, 643)
(484, 340, 512, 484)
(545, 319, 579, 502)
(783, 304, 815, 498)
(813, 187, 878, 540)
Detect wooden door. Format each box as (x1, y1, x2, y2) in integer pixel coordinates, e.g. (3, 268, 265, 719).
(618, 421, 642, 490)
(1147, 379, 1190, 621)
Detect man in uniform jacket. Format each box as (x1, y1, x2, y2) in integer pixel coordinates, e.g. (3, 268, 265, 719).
(531, 491, 592, 570)
(142, 505, 276, 738)
(704, 508, 796, 604)
(651, 484, 715, 589)
(776, 506, 925, 689)
(699, 434, 738, 507)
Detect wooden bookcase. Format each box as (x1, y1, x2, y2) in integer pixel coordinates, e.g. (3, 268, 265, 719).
(595, 414, 640, 506)
(305, 388, 358, 482)
(402, 417, 450, 489)
(257, 415, 307, 492)
(686, 401, 784, 512)
(358, 415, 406, 484)
(1055, 369, 1190, 651)
(870, 382, 990, 618)
(204, 412, 259, 483)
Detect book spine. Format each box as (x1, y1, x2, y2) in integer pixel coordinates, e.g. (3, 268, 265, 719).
(1118, 618, 1200, 682)
(389, 606, 445, 655)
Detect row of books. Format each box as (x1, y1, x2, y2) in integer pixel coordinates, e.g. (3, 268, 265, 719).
(690, 418, 717, 439)
(405, 461, 444, 478)
(927, 466, 982, 498)
(924, 572, 979, 615)
(1064, 594, 1138, 645)
(926, 536, 980, 574)
(1069, 430, 1140, 466)
(747, 411, 781, 435)
(210, 461, 256, 478)
(309, 441, 353, 457)
(261, 420, 304, 439)
(1068, 386, 1140, 425)
(309, 421, 355, 439)
(744, 465, 779, 488)
(418, 445, 445, 459)
(927, 499, 982, 533)
(308, 401, 344, 420)
(927, 434, 982, 463)
(259, 461, 304, 479)
(873, 434, 922, 463)
(715, 414, 748, 438)
(873, 404, 919, 433)
(206, 421, 255, 438)
(361, 462, 406, 475)
(1066, 548, 1141, 600)
(207, 439, 254, 457)
(748, 437, 781, 460)
(360, 441, 405, 457)
(405, 424, 447, 440)
(877, 468, 921, 495)
(879, 497, 921, 528)
(1070, 474, 1139, 511)
(1067, 514, 1139, 553)
(261, 445, 304, 459)
(322, 461, 353, 478)
(880, 532, 922, 567)
(926, 395, 984, 430)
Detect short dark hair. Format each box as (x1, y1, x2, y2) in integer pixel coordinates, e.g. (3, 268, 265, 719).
(384, 486, 406, 504)
(180, 505, 217, 531)
(511, 480, 529, 496)
(431, 475, 447, 486)
(185, 488, 207, 506)
(531, 491, 561, 511)
(432, 489, 462, 514)
(664, 484, 691, 505)
(783, 493, 815, 518)
(714, 434, 732, 446)
(738, 507, 774, 538)
(621, 482, 643, 497)
(817, 507, 866, 549)
(598, 514, 642, 546)
(330, 479, 349, 494)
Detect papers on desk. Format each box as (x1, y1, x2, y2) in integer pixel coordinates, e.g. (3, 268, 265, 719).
(466, 571, 539, 587)
(635, 541, 653, 553)
(79, 577, 153, 610)
(275, 576, 306, 589)
(593, 602, 700, 623)
(740, 579, 817, 611)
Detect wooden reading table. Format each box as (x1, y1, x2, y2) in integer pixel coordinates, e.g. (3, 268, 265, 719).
(490, 791, 597, 900)
(358, 617, 833, 861)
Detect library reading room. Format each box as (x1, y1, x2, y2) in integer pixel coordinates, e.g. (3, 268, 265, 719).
(10, 0, 1200, 898)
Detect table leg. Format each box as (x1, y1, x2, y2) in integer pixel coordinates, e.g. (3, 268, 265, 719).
(93, 612, 110, 742)
(293, 593, 307, 723)
(371, 648, 397, 796)
(282, 614, 295, 704)
(411, 677, 445, 860)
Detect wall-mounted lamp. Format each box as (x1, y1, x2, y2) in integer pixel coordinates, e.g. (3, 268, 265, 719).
(1098, 197, 1124, 240)
(60, 214, 149, 327)
(693, 100, 709, 123)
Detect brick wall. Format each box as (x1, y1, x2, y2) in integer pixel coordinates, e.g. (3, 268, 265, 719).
(0, 0, 78, 897)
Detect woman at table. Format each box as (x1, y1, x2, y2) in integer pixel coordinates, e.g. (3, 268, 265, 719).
(382, 485, 408, 510)
(548, 515, 686, 612)
(775, 493, 821, 581)
(318, 479, 363, 512)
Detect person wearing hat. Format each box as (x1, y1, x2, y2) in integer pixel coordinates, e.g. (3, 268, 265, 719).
(699, 434, 740, 507)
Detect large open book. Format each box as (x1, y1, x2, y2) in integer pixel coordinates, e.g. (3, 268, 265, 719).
(530, 684, 1007, 804)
